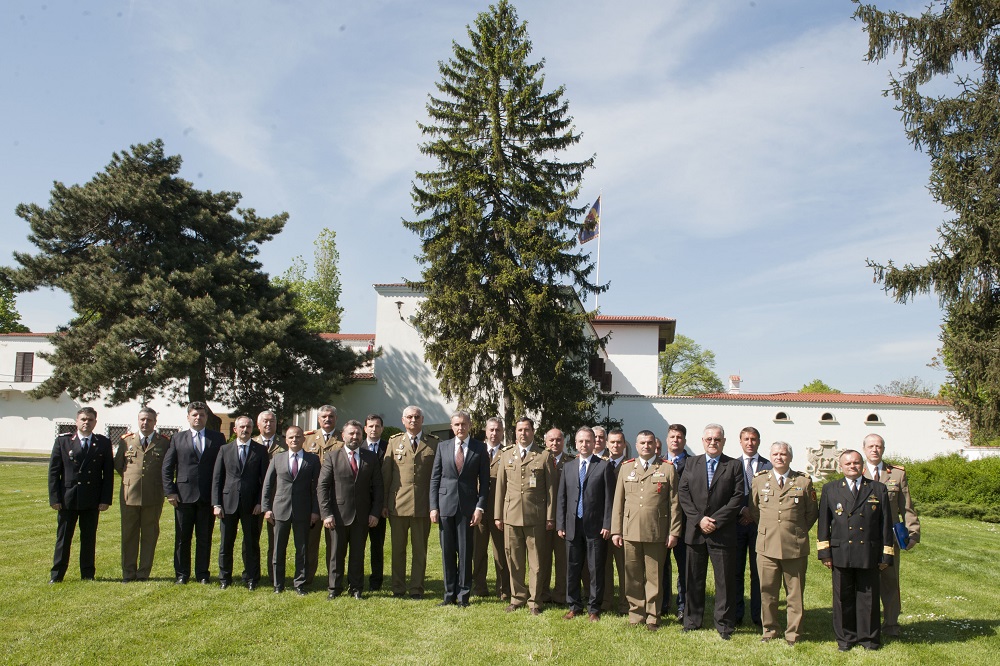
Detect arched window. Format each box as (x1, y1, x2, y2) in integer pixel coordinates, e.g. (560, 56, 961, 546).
(774, 411, 790, 422)
(865, 413, 883, 425)
(820, 412, 837, 423)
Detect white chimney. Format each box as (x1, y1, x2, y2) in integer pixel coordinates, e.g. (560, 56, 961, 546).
(728, 375, 741, 394)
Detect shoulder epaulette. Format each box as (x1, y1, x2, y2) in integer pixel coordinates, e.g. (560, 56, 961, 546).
(887, 462, 904, 471)
(121, 431, 135, 441)
(754, 469, 770, 477)
(661, 457, 673, 465)
(304, 430, 317, 436)
(389, 432, 406, 440)
(625, 458, 636, 464)
(426, 433, 440, 441)
(500, 444, 513, 450)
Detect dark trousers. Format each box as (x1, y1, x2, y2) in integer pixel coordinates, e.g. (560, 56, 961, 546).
(684, 542, 738, 635)
(273, 518, 309, 590)
(51, 508, 99, 580)
(173, 501, 215, 580)
(218, 507, 262, 584)
(833, 566, 882, 650)
(330, 522, 369, 595)
(566, 518, 608, 614)
(735, 521, 761, 624)
(439, 514, 475, 604)
(367, 516, 386, 590)
(661, 536, 687, 613)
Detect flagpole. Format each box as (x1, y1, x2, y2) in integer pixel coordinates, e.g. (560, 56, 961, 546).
(594, 191, 602, 310)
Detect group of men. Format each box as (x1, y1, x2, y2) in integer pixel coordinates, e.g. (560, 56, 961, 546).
(48, 405, 920, 649)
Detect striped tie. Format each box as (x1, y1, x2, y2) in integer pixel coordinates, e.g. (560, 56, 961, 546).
(707, 458, 717, 486)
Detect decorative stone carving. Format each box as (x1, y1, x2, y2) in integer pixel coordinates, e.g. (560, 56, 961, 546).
(806, 439, 840, 479)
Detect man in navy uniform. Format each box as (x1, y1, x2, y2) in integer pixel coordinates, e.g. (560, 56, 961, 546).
(817, 449, 894, 652)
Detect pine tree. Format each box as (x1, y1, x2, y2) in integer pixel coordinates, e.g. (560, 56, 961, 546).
(0, 271, 29, 333)
(405, 1, 604, 433)
(11, 140, 362, 423)
(856, 1, 1000, 443)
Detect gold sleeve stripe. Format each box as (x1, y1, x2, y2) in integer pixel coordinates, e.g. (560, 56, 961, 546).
(816, 540, 830, 549)
(883, 546, 894, 555)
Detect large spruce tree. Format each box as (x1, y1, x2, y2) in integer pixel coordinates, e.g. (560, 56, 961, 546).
(11, 140, 362, 423)
(406, 0, 604, 432)
(856, 1, 1000, 444)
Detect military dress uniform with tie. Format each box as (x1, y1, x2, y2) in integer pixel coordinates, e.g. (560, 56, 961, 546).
(863, 462, 920, 636)
(382, 431, 439, 597)
(115, 431, 170, 581)
(495, 443, 556, 611)
(541, 451, 576, 605)
(472, 443, 512, 599)
(610, 457, 682, 627)
(49, 432, 114, 581)
(302, 429, 342, 585)
(748, 469, 818, 643)
(253, 433, 288, 584)
(817, 476, 894, 651)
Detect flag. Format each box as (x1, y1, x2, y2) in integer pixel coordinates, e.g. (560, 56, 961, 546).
(578, 196, 600, 244)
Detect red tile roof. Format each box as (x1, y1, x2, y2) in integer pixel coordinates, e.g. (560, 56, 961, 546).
(320, 333, 375, 341)
(690, 392, 949, 406)
(591, 315, 676, 324)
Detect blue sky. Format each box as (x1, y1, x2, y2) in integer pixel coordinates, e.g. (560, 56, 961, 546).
(3, 0, 946, 394)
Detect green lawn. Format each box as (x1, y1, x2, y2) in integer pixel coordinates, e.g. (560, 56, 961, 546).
(2, 462, 998, 664)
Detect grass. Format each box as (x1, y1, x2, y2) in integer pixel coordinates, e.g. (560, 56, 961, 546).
(2, 462, 999, 665)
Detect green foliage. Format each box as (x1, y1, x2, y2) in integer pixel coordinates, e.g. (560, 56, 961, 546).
(896, 453, 1000, 514)
(855, 1, 1000, 444)
(658, 334, 724, 395)
(0, 270, 29, 333)
(870, 375, 938, 398)
(10, 140, 363, 422)
(405, 1, 604, 433)
(273, 227, 343, 333)
(799, 379, 841, 394)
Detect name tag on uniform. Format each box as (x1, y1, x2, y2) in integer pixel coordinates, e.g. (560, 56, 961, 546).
(868, 496, 880, 505)
(653, 472, 666, 478)
(528, 475, 537, 488)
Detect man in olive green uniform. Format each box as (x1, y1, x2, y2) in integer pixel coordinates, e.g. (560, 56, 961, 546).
(382, 405, 439, 598)
(748, 442, 818, 645)
(495, 417, 556, 614)
(301, 405, 342, 585)
(540, 428, 575, 605)
(115, 407, 170, 582)
(254, 410, 287, 584)
(862, 434, 920, 638)
(472, 417, 511, 599)
(610, 429, 681, 631)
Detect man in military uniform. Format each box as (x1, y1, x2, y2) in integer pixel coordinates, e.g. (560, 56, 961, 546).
(115, 407, 170, 582)
(818, 449, 894, 652)
(254, 409, 287, 584)
(610, 430, 682, 631)
(748, 442, 818, 646)
(472, 417, 511, 600)
(862, 433, 920, 637)
(49, 407, 114, 582)
(382, 405, 438, 598)
(302, 405, 342, 585)
(495, 417, 556, 615)
(540, 428, 575, 605)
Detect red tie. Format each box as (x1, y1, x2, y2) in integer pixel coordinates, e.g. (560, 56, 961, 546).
(456, 442, 465, 473)
(291, 453, 299, 478)
(350, 451, 358, 478)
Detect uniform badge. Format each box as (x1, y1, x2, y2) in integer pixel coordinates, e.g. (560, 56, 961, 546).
(835, 502, 843, 516)
(627, 471, 636, 480)
(868, 496, 880, 505)
(794, 497, 800, 504)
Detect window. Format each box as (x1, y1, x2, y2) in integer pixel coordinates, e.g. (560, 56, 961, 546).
(773, 411, 790, 422)
(820, 412, 837, 424)
(14, 352, 33, 382)
(865, 413, 883, 425)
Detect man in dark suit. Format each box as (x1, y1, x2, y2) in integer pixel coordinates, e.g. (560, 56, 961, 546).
(162, 401, 225, 584)
(48, 407, 114, 583)
(660, 423, 689, 619)
(318, 420, 384, 599)
(734, 426, 772, 627)
(557, 427, 614, 621)
(601, 428, 630, 615)
(472, 417, 511, 600)
(540, 428, 575, 606)
(253, 409, 286, 585)
(363, 413, 389, 591)
(430, 411, 490, 607)
(212, 415, 268, 589)
(818, 449, 894, 652)
(678, 423, 745, 639)
(262, 426, 320, 594)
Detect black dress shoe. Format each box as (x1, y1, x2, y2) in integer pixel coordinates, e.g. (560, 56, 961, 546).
(198, 578, 211, 585)
(392, 592, 405, 598)
(409, 593, 423, 599)
(458, 601, 470, 608)
(220, 582, 230, 590)
(838, 645, 852, 652)
(720, 633, 732, 641)
(175, 576, 189, 585)
(327, 591, 339, 600)
(274, 586, 284, 594)
(247, 582, 257, 591)
(351, 591, 363, 600)
(48, 578, 61, 584)
(295, 587, 307, 596)
(438, 600, 455, 607)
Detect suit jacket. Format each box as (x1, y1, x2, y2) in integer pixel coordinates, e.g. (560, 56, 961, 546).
(611, 457, 682, 543)
(212, 440, 269, 514)
(253, 434, 288, 460)
(262, 450, 320, 523)
(817, 476, 894, 569)
(748, 470, 818, 559)
(678, 453, 745, 546)
(382, 432, 439, 517)
(430, 438, 490, 518)
(317, 445, 384, 526)
(494, 443, 556, 526)
(49, 433, 114, 509)
(863, 462, 920, 546)
(364, 439, 389, 463)
(115, 431, 169, 507)
(483, 444, 510, 523)
(556, 455, 615, 541)
(739, 454, 773, 508)
(162, 429, 225, 504)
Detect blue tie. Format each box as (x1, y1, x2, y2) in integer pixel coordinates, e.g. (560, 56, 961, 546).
(577, 459, 588, 519)
(707, 457, 717, 486)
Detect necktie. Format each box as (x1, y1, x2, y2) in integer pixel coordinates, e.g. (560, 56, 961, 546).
(81, 437, 89, 453)
(851, 480, 858, 497)
(489, 448, 496, 461)
(350, 451, 358, 478)
(239, 444, 247, 466)
(874, 467, 881, 482)
(411, 437, 418, 453)
(142, 436, 150, 450)
(194, 432, 203, 459)
(291, 453, 299, 478)
(577, 460, 587, 518)
(745, 457, 754, 489)
(456, 442, 465, 473)
(707, 458, 717, 486)
(778, 476, 784, 489)
(643, 460, 649, 472)
(520, 448, 526, 461)
(324, 432, 332, 443)
(370, 443, 378, 454)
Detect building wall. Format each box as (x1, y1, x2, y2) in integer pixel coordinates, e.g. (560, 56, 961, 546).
(592, 323, 659, 395)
